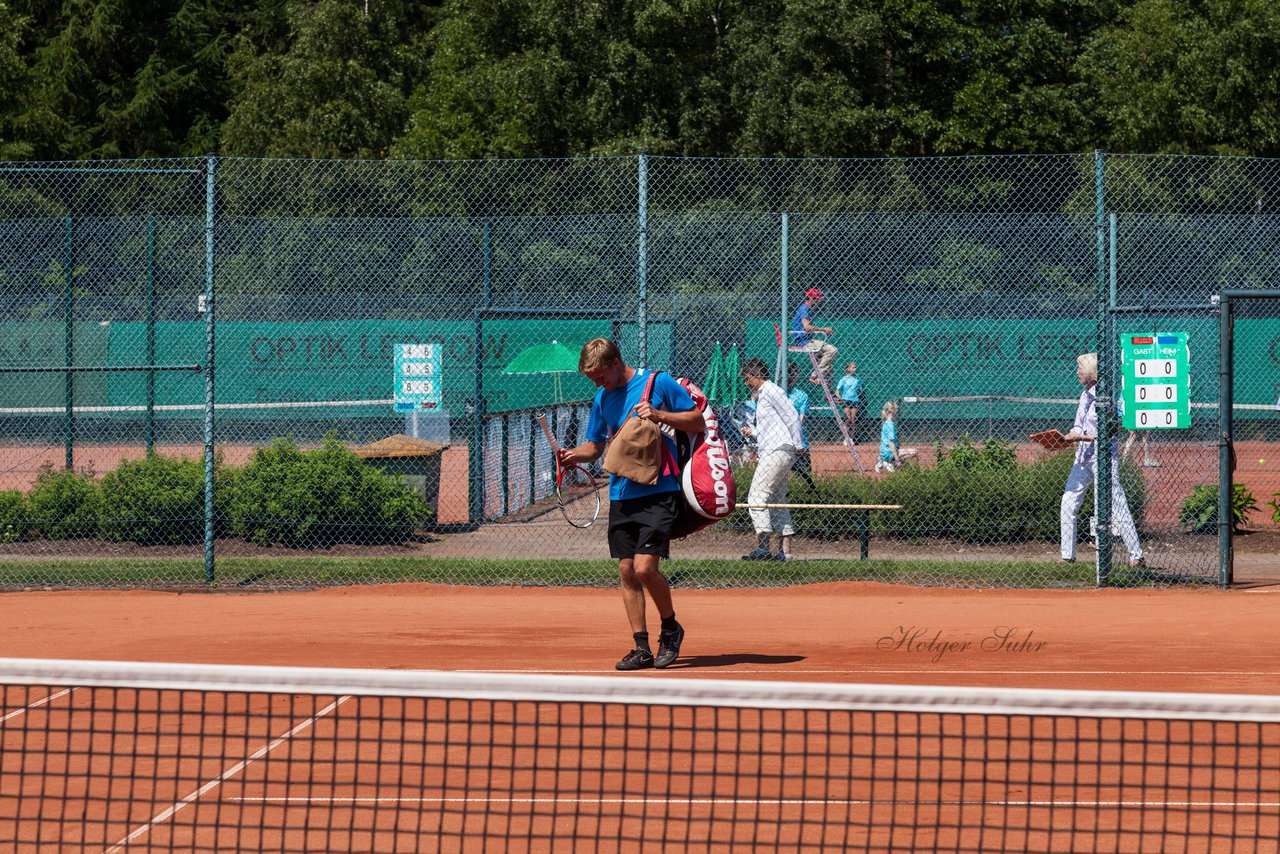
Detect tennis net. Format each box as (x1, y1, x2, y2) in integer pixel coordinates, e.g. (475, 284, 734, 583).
(2, 658, 1278, 852)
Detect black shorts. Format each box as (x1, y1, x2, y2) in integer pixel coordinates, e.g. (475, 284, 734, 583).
(607, 492, 680, 559)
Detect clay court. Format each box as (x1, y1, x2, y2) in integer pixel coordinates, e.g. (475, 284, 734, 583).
(4, 580, 1280, 850)
(4, 577, 1280, 690)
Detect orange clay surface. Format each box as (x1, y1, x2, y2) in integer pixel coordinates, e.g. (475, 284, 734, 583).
(5, 582, 1280, 851)
(2, 581, 1280, 695)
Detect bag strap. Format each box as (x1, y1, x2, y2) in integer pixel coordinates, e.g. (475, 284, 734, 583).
(640, 370, 659, 405)
(639, 371, 680, 478)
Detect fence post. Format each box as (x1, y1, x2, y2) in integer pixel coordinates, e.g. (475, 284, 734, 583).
(63, 216, 74, 471)
(470, 310, 485, 525)
(146, 214, 156, 456)
(1218, 294, 1233, 587)
(1094, 151, 1113, 584)
(780, 213, 789, 390)
(203, 155, 218, 586)
(637, 152, 648, 368)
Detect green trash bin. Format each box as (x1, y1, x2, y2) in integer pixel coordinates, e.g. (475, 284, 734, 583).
(352, 434, 448, 525)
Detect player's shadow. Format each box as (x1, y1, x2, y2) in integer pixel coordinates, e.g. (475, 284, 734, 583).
(663, 653, 806, 670)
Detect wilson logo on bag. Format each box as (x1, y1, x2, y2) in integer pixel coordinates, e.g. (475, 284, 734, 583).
(663, 376, 736, 539)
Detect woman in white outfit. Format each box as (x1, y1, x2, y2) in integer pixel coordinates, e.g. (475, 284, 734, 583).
(739, 358, 803, 561)
(1060, 353, 1145, 567)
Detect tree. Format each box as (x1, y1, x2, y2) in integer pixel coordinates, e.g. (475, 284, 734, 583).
(1081, 0, 1280, 155)
(393, 0, 570, 159)
(221, 0, 415, 158)
(394, 0, 735, 159)
(934, 0, 1115, 154)
(723, 0, 896, 156)
(9, 0, 241, 159)
(0, 1, 33, 159)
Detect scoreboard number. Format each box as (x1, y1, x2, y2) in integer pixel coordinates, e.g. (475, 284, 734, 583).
(401, 380, 435, 396)
(1135, 384, 1177, 403)
(1135, 358, 1177, 378)
(1136, 409, 1178, 428)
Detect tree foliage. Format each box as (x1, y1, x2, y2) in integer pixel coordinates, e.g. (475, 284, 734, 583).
(222, 0, 420, 157)
(0, 0, 1279, 160)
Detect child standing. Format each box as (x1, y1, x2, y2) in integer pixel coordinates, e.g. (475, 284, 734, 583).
(876, 401, 900, 473)
(787, 375, 819, 493)
(835, 362, 864, 445)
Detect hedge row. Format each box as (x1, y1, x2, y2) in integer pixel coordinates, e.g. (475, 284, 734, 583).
(0, 436, 432, 548)
(730, 438, 1147, 543)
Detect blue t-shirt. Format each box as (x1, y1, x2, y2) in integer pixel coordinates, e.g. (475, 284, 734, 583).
(879, 419, 898, 462)
(787, 388, 810, 448)
(586, 369, 696, 500)
(836, 374, 863, 404)
(791, 303, 814, 346)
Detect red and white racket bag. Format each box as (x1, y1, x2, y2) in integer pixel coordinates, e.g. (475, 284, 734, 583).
(664, 377, 736, 539)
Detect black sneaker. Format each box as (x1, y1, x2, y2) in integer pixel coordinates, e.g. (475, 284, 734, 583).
(615, 647, 654, 671)
(654, 623, 685, 669)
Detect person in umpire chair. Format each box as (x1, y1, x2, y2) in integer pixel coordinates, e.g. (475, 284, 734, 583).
(558, 338, 705, 671)
(792, 287, 839, 384)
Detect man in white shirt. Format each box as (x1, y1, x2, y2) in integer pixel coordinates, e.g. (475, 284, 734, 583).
(739, 358, 804, 560)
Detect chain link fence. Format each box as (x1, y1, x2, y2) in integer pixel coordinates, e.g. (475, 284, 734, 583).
(0, 154, 1276, 588)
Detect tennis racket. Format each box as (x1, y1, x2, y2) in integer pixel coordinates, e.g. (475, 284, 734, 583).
(536, 413, 602, 528)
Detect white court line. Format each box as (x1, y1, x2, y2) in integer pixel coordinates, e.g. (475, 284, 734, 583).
(0, 687, 74, 722)
(229, 796, 1280, 808)
(442, 669, 1280, 676)
(105, 695, 351, 853)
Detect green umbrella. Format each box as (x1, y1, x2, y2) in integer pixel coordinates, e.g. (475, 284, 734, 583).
(502, 340, 581, 403)
(702, 342, 726, 403)
(723, 344, 749, 402)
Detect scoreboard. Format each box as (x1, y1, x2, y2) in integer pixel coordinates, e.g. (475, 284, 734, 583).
(1120, 332, 1189, 430)
(394, 342, 443, 412)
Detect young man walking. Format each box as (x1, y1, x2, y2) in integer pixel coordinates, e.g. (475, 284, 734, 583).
(558, 338, 705, 670)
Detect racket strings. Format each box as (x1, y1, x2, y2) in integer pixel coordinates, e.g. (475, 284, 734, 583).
(557, 464, 601, 527)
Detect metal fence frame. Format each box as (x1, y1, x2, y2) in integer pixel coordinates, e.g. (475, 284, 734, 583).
(0, 152, 1276, 588)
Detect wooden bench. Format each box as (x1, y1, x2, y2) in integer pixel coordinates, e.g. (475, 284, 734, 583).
(741, 503, 904, 559)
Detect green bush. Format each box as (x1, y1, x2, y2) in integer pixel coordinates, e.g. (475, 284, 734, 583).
(1179, 483, 1258, 533)
(98, 454, 231, 545)
(228, 435, 431, 547)
(936, 436, 1019, 472)
(0, 490, 27, 543)
(877, 460, 1056, 542)
(868, 440, 1093, 542)
(28, 467, 100, 539)
(1271, 493, 1280, 526)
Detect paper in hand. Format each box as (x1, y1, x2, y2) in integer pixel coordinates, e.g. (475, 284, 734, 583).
(1030, 430, 1071, 452)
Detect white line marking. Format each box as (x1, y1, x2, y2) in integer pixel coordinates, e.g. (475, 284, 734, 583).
(441, 669, 1280, 676)
(228, 796, 1280, 808)
(104, 696, 351, 853)
(0, 688, 74, 722)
